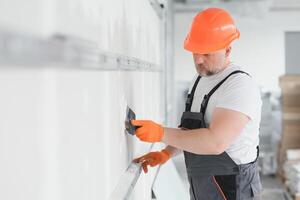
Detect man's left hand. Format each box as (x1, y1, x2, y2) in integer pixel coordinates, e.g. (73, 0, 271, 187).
(131, 120, 164, 142)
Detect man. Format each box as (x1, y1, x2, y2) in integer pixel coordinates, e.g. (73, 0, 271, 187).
(132, 7, 262, 200)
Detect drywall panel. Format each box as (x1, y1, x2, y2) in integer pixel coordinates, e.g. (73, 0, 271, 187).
(0, 68, 46, 200)
(0, 0, 165, 199)
(0, 0, 162, 65)
(0, 0, 54, 35)
(0, 67, 164, 200)
(53, 0, 162, 64)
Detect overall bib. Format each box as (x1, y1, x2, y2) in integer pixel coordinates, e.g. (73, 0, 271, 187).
(179, 70, 262, 200)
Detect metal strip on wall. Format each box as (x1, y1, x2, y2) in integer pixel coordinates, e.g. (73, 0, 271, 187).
(0, 30, 162, 72)
(108, 144, 155, 200)
(108, 162, 142, 200)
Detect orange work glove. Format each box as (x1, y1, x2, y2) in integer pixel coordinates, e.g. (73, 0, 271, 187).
(133, 150, 170, 173)
(131, 120, 164, 142)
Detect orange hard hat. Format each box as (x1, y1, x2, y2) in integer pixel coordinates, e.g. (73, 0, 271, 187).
(184, 8, 240, 54)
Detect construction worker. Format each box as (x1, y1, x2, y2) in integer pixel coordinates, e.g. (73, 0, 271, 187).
(132, 7, 262, 200)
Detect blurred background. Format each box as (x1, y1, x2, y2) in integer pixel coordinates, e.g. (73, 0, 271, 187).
(0, 0, 300, 199)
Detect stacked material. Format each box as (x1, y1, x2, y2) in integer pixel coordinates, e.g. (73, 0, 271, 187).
(259, 91, 281, 175)
(283, 149, 300, 196)
(278, 75, 300, 178)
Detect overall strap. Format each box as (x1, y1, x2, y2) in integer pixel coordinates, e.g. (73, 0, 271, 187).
(185, 76, 201, 111)
(200, 70, 250, 114)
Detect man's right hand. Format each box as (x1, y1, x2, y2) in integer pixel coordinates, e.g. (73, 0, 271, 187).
(133, 150, 170, 173)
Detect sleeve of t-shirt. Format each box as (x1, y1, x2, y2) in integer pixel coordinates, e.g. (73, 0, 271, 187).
(215, 74, 262, 120)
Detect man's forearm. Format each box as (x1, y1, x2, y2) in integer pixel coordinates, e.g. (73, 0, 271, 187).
(162, 128, 224, 155)
(163, 145, 182, 157)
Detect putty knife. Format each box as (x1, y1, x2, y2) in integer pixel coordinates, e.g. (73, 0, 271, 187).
(125, 106, 140, 135)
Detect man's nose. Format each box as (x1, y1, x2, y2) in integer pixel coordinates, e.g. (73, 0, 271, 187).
(195, 55, 205, 64)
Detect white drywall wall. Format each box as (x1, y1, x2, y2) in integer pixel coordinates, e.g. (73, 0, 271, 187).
(0, 68, 164, 200)
(0, 0, 162, 65)
(0, 0, 165, 200)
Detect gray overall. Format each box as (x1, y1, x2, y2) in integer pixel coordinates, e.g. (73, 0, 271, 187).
(179, 70, 262, 200)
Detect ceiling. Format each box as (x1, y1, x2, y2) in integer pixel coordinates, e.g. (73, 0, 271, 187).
(173, 0, 300, 15)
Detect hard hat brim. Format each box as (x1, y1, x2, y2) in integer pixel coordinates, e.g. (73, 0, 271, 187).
(184, 30, 240, 54)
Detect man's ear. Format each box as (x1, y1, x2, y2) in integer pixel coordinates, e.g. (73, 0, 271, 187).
(225, 46, 231, 57)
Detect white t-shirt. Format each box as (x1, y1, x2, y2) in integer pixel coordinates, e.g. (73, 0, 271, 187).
(189, 63, 262, 165)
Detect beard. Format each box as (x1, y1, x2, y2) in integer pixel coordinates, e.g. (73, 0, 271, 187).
(196, 64, 217, 76)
